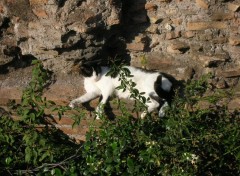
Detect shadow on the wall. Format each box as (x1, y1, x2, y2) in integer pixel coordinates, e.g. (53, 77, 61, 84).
(85, 0, 150, 66)
(0, 46, 36, 74)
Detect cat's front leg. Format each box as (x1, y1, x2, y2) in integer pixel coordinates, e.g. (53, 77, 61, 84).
(95, 95, 109, 119)
(69, 92, 99, 108)
(69, 99, 78, 108)
(140, 111, 148, 119)
(140, 99, 159, 119)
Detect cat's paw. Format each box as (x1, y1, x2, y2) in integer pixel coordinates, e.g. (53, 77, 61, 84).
(95, 104, 104, 120)
(95, 114, 100, 120)
(158, 109, 165, 118)
(140, 111, 147, 119)
(69, 101, 77, 108)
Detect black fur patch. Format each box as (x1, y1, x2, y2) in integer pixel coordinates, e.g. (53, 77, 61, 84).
(80, 64, 93, 77)
(80, 63, 102, 77)
(93, 65, 102, 76)
(154, 74, 175, 104)
(160, 72, 177, 86)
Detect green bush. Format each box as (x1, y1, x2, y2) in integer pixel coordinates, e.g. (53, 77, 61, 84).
(0, 61, 239, 175)
(0, 61, 82, 175)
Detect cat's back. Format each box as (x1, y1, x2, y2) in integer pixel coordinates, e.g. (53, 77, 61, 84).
(124, 66, 159, 83)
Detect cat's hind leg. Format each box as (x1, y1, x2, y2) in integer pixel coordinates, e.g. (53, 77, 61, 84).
(69, 92, 100, 108)
(158, 101, 169, 117)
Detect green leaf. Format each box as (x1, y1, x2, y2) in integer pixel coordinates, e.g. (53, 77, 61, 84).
(51, 168, 62, 176)
(48, 100, 56, 105)
(31, 60, 40, 65)
(111, 142, 118, 150)
(29, 112, 36, 120)
(131, 82, 136, 87)
(127, 158, 134, 167)
(25, 147, 32, 163)
(39, 151, 50, 162)
(5, 157, 12, 165)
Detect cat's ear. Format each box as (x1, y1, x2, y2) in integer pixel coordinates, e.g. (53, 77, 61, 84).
(93, 65, 102, 76)
(80, 64, 93, 77)
(83, 59, 102, 66)
(156, 75, 162, 86)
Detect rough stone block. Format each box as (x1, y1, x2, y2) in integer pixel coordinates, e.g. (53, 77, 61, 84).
(187, 21, 227, 30)
(165, 8, 178, 15)
(228, 98, 240, 111)
(134, 35, 148, 43)
(70, 23, 90, 33)
(212, 37, 227, 44)
(198, 55, 228, 67)
(157, 0, 170, 2)
(167, 41, 190, 54)
(165, 31, 181, 40)
(217, 68, 240, 78)
(230, 26, 239, 35)
(196, 0, 209, 9)
(126, 43, 146, 51)
(107, 16, 120, 26)
(228, 3, 240, 12)
(149, 16, 161, 24)
(57, 123, 88, 135)
(167, 46, 182, 54)
(145, 3, 158, 11)
(29, 0, 48, 6)
(0, 88, 22, 106)
(216, 79, 227, 89)
(130, 52, 178, 74)
(32, 8, 48, 18)
(229, 36, 240, 46)
(146, 24, 159, 33)
(184, 31, 195, 38)
(211, 12, 234, 21)
(171, 18, 183, 26)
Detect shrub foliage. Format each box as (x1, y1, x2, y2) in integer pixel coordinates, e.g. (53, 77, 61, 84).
(0, 61, 239, 175)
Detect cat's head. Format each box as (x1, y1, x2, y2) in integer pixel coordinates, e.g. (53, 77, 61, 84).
(80, 60, 102, 80)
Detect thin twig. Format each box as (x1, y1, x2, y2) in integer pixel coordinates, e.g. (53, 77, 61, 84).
(15, 147, 82, 174)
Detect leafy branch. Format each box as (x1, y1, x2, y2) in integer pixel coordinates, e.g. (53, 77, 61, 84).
(15, 147, 82, 175)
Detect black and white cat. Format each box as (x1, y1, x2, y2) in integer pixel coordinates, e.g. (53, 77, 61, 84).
(69, 62, 176, 118)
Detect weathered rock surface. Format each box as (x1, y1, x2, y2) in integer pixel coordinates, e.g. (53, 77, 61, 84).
(0, 0, 240, 75)
(0, 0, 239, 98)
(0, 0, 122, 73)
(0, 0, 240, 140)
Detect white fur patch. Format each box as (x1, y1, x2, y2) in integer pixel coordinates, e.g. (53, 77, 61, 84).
(161, 77, 172, 92)
(158, 101, 169, 117)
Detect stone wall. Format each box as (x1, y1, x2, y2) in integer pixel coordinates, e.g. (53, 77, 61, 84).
(125, 0, 240, 83)
(1, 0, 240, 80)
(0, 0, 240, 141)
(0, 0, 122, 73)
